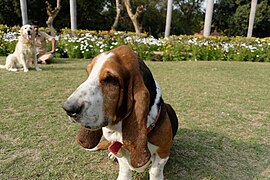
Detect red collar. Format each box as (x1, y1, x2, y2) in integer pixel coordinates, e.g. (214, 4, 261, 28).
(147, 106, 161, 133)
(108, 106, 161, 155)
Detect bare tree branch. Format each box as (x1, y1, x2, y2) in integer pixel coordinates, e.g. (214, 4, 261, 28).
(124, 0, 143, 34)
(45, 0, 61, 36)
(112, 0, 122, 30)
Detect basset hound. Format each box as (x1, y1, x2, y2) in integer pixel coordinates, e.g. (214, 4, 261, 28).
(63, 45, 179, 180)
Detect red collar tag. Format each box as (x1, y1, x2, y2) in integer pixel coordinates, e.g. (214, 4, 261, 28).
(108, 141, 123, 155)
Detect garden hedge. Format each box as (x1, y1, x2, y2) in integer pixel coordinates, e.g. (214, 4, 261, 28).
(1, 25, 269, 62)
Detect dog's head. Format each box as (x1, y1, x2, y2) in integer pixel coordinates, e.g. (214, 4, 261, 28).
(20, 24, 35, 41)
(63, 50, 128, 129)
(63, 45, 152, 168)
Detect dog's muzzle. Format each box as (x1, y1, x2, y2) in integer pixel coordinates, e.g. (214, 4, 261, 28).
(63, 100, 84, 120)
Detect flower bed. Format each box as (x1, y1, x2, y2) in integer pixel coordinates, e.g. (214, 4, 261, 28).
(1, 26, 269, 62)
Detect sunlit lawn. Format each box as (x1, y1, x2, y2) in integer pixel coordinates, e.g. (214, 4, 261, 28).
(0, 57, 269, 179)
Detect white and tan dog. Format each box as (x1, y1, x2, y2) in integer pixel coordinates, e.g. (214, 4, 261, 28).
(0, 24, 41, 72)
(63, 46, 178, 180)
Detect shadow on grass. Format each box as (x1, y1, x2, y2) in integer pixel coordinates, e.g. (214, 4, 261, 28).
(48, 58, 89, 64)
(39, 66, 86, 72)
(163, 128, 269, 179)
(38, 59, 89, 72)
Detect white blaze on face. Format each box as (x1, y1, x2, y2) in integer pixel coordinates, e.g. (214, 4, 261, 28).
(67, 52, 114, 129)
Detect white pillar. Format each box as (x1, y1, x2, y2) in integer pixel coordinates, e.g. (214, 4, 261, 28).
(165, 0, 173, 38)
(20, 0, 28, 25)
(203, 0, 214, 37)
(70, 0, 77, 31)
(247, 0, 257, 38)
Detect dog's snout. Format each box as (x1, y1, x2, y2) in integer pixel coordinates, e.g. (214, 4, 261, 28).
(63, 100, 83, 117)
(27, 31, 31, 35)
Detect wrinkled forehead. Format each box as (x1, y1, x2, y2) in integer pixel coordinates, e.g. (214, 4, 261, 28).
(88, 52, 115, 80)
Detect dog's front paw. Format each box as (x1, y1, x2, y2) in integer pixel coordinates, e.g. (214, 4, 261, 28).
(108, 152, 117, 161)
(24, 69, 29, 72)
(36, 67, 42, 71)
(108, 149, 123, 161)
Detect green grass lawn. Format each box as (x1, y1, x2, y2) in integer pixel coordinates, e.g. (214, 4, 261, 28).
(0, 57, 269, 179)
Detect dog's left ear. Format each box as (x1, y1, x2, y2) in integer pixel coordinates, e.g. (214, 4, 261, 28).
(122, 65, 151, 168)
(19, 26, 23, 36)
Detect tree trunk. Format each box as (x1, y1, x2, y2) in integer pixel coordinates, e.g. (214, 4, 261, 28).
(70, 0, 77, 32)
(46, 0, 61, 36)
(203, 0, 214, 37)
(20, 0, 28, 25)
(165, 0, 173, 38)
(112, 0, 122, 30)
(124, 0, 144, 35)
(247, 0, 257, 38)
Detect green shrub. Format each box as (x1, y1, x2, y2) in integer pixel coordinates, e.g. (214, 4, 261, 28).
(1, 25, 269, 62)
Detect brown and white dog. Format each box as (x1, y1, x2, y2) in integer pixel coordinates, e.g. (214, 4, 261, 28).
(63, 45, 178, 180)
(0, 24, 41, 72)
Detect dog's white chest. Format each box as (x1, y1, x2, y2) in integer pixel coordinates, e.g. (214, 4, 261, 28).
(102, 122, 123, 143)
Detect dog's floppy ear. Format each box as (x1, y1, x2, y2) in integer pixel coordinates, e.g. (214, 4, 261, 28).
(19, 26, 24, 36)
(106, 45, 151, 168)
(76, 126, 103, 149)
(121, 67, 151, 168)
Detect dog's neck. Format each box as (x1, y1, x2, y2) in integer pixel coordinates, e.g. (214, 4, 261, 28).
(19, 36, 34, 46)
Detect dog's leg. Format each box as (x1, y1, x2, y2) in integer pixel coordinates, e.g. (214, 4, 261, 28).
(149, 155, 169, 180)
(117, 157, 132, 180)
(34, 54, 42, 71)
(20, 54, 29, 72)
(5, 55, 19, 72)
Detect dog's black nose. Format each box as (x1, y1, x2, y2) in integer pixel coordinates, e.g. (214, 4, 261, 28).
(27, 31, 31, 35)
(63, 101, 83, 117)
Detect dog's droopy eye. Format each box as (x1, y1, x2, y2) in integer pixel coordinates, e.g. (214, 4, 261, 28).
(102, 74, 118, 86)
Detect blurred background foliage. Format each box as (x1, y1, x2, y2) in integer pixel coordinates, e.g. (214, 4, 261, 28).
(0, 0, 269, 38)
